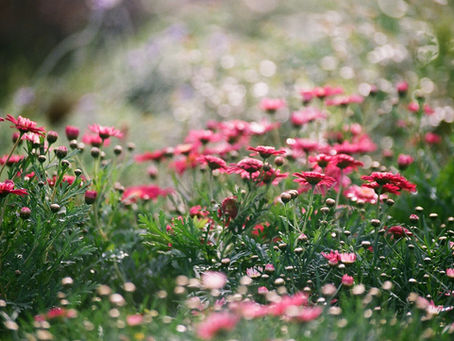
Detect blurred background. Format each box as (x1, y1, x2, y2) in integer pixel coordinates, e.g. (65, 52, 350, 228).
(1, 0, 453, 146)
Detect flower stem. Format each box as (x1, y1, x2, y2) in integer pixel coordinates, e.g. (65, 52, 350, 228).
(302, 186, 315, 231)
(0, 134, 22, 179)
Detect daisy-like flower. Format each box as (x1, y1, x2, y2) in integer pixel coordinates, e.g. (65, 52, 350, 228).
(325, 94, 363, 107)
(386, 225, 413, 239)
(339, 252, 356, 264)
(361, 172, 416, 195)
(197, 155, 228, 171)
(121, 185, 172, 204)
(290, 107, 327, 127)
(344, 185, 378, 204)
(134, 150, 165, 163)
(248, 145, 285, 159)
(218, 196, 238, 219)
(65, 125, 80, 140)
(228, 158, 263, 175)
(342, 274, 354, 286)
(0, 180, 28, 197)
(0, 154, 24, 166)
(332, 154, 363, 171)
(321, 250, 340, 265)
(293, 171, 335, 188)
(425, 132, 441, 145)
(5, 114, 45, 136)
(89, 124, 123, 139)
(308, 154, 333, 169)
(259, 98, 286, 113)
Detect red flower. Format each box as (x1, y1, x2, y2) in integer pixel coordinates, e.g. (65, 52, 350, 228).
(197, 155, 227, 171)
(134, 150, 165, 163)
(386, 225, 412, 239)
(228, 158, 263, 175)
(259, 98, 286, 113)
(82, 133, 108, 147)
(290, 107, 327, 127)
(293, 171, 335, 187)
(89, 124, 123, 139)
(185, 129, 219, 145)
(300, 86, 344, 100)
(121, 185, 172, 204)
(332, 153, 363, 171)
(248, 145, 285, 158)
(287, 138, 321, 153)
(0, 154, 24, 166)
(65, 125, 80, 140)
(84, 190, 97, 204)
(0, 180, 28, 197)
(361, 172, 416, 194)
(321, 250, 340, 265)
(295, 306, 323, 322)
(5, 114, 45, 136)
(219, 196, 238, 219)
(308, 154, 332, 169)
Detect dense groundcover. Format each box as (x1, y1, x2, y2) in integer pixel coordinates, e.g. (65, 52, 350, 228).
(1, 83, 454, 340)
(1, 1, 454, 340)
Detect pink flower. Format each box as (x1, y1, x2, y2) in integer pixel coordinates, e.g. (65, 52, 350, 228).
(248, 145, 285, 159)
(258, 286, 269, 294)
(201, 271, 227, 290)
(267, 292, 309, 316)
(361, 172, 416, 194)
(197, 155, 228, 171)
(259, 98, 286, 113)
(294, 306, 323, 322)
(344, 185, 377, 204)
(121, 185, 172, 204)
(228, 158, 263, 176)
(341, 274, 354, 286)
(293, 171, 336, 188)
(325, 95, 363, 107)
(5, 114, 45, 136)
(387, 225, 413, 239)
(321, 250, 340, 266)
(196, 312, 238, 340)
(397, 154, 414, 170)
(332, 154, 363, 171)
(126, 314, 143, 326)
(447, 269, 454, 279)
(89, 124, 123, 139)
(65, 125, 80, 140)
(425, 132, 441, 145)
(339, 252, 356, 264)
(0, 180, 28, 197)
(396, 81, 408, 95)
(290, 107, 327, 126)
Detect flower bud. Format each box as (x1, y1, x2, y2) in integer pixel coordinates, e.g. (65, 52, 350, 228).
(90, 147, 100, 158)
(38, 155, 47, 163)
(127, 143, 136, 151)
(326, 198, 336, 207)
(65, 126, 80, 140)
(114, 145, 123, 156)
(280, 192, 292, 203)
(69, 139, 78, 149)
(46, 131, 58, 144)
(370, 219, 381, 227)
(50, 203, 61, 213)
(20, 207, 31, 219)
(74, 168, 82, 176)
(274, 156, 285, 167)
(54, 146, 68, 159)
(85, 190, 97, 204)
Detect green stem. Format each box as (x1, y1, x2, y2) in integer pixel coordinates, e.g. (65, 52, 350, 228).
(0, 134, 22, 179)
(302, 186, 315, 231)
